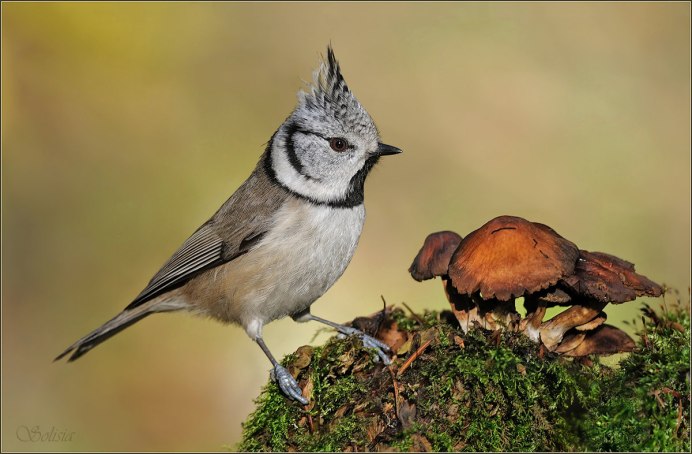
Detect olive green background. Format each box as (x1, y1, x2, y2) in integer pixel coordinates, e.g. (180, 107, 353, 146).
(2, 2, 689, 451)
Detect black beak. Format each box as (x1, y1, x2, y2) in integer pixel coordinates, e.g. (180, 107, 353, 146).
(375, 143, 403, 157)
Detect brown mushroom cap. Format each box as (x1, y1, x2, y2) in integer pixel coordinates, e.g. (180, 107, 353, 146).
(561, 250, 664, 303)
(561, 324, 635, 357)
(409, 231, 463, 281)
(448, 216, 580, 301)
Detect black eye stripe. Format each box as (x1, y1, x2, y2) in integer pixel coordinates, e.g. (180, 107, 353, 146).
(285, 123, 315, 180)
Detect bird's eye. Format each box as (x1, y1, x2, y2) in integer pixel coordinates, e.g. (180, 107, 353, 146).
(329, 137, 349, 152)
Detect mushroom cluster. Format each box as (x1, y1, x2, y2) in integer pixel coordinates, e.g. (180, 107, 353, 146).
(409, 216, 663, 356)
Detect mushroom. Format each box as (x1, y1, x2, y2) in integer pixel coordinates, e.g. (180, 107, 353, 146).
(409, 231, 481, 332)
(540, 250, 664, 349)
(447, 216, 580, 301)
(561, 250, 664, 302)
(561, 325, 635, 357)
(409, 231, 462, 282)
(408, 216, 662, 358)
(446, 216, 580, 334)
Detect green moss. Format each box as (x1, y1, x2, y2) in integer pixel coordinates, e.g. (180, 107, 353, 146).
(238, 305, 690, 452)
(236, 386, 294, 451)
(579, 303, 690, 451)
(400, 327, 589, 451)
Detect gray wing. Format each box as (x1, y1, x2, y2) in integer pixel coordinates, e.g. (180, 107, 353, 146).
(125, 161, 286, 310)
(125, 225, 227, 309)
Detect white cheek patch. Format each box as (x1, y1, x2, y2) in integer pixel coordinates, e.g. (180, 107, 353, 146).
(271, 139, 353, 203)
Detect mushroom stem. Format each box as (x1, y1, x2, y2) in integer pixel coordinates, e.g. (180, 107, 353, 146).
(540, 301, 607, 350)
(575, 312, 607, 331)
(444, 279, 475, 333)
(478, 297, 519, 332)
(520, 296, 547, 343)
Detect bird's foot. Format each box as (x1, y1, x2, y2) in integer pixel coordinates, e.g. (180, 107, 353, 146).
(337, 326, 392, 365)
(270, 364, 308, 405)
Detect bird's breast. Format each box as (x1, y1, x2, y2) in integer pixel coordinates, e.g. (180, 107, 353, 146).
(258, 198, 366, 297)
(199, 198, 366, 327)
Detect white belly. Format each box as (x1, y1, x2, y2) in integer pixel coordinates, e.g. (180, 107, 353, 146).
(218, 199, 365, 337)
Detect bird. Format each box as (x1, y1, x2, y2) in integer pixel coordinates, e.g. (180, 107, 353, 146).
(55, 46, 401, 405)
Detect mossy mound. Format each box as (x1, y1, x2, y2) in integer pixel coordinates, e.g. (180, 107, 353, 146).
(579, 303, 690, 451)
(238, 303, 689, 452)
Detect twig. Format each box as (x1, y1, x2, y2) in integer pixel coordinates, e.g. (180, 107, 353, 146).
(402, 301, 426, 326)
(641, 316, 651, 350)
(374, 295, 388, 336)
(307, 413, 315, 434)
(397, 338, 433, 377)
(650, 389, 666, 409)
(661, 387, 682, 398)
(388, 367, 400, 420)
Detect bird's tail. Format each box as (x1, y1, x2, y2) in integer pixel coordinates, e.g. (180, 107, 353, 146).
(54, 295, 184, 362)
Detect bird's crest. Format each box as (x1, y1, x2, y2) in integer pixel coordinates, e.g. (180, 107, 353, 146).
(298, 46, 374, 134)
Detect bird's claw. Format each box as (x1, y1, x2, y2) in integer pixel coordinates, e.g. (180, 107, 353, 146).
(338, 326, 392, 365)
(271, 364, 308, 405)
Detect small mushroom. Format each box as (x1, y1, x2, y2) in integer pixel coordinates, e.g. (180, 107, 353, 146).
(540, 301, 607, 350)
(409, 231, 463, 282)
(553, 331, 587, 354)
(561, 325, 636, 357)
(448, 216, 580, 301)
(561, 250, 663, 303)
(410, 231, 474, 331)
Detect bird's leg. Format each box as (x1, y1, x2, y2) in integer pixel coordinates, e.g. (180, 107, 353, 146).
(255, 336, 308, 405)
(292, 310, 391, 365)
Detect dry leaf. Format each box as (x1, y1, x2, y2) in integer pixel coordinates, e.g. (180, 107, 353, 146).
(397, 338, 413, 355)
(337, 348, 356, 374)
(410, 434, 433, 452)
(293, 345, 313, 369)
(366, 417, 385, 442)
(398, 401, 417, 429)
(377, 321, 409, 352)
(419, 327, 439, 346)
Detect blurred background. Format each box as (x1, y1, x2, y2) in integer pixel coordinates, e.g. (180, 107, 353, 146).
(2, 2, 690, 451)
